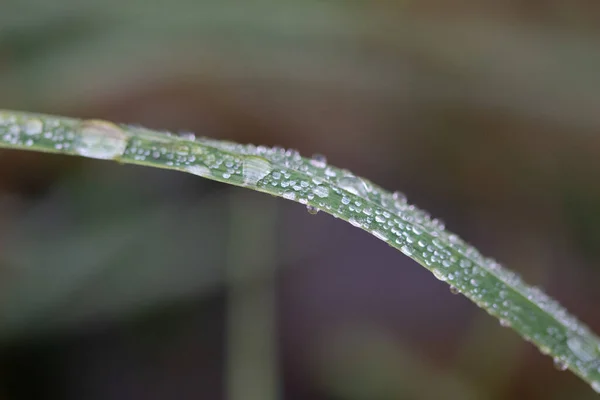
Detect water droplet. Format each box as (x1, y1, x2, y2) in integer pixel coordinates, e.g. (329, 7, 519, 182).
(567, 335, 597, 362)
(74, 120, 127, 160)
(449, 286, 459, 295)
(372, 230, 387, 241)
(337, 176, 370, 197)
(412, 226, 423, 235)
(393, 191, 407, 203)
(185, 164, 211, 177)
(499, 319, 511, 328)
(242, 156, 272, 185)
(432, 218, 445, 230)
(306, 205, 319, 215)
(325, 167, 337, 177)
(23, 119, 43, 135)
(431, 268, 447, 281)
(179, 131, 196, 141)
(349, 218, 362, 228)
(313, 185, 329, 198)
(310, 154, 327, 168)
(283, 191, 296, 200)
(553, 358, 568, 371)
(592, 381, 600, 393)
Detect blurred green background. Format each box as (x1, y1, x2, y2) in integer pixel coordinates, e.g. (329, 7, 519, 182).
(1, 1, 600, 399)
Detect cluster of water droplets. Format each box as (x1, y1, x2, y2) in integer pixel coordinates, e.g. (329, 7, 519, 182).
(165, 128, 600, 387)
(0, 112, 77, 152)
(0, 113, 134, 162)
(2, 111, 600, 390)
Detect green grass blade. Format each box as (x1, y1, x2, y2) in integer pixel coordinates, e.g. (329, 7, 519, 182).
(1, 109, 599, 393)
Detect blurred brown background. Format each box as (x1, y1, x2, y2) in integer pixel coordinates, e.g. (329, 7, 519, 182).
(1, 1, 600, 399)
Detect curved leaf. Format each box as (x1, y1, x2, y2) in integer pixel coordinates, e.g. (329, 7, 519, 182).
(1, 109, 599, 393)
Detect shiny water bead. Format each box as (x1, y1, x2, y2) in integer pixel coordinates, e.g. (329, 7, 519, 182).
(372, 230, 387, 241)
(337, 175, 370, 197)
(393, 191, 407, 203)
(553, 358, 568, 371)
(306, 205, 319, 215)
(242, 156, 272, 185)
(283, 191, 296, 200)
(313, 185, 329, 198)
(23, 119, 43, 135)
(348, 218, 362, 228)
(401, 245, 413, 256)
(310, 153, 327, 168)
(431, 268, 447, 281)
(179, 131, 196, 141)
(74, 120, 128, 160)
(185, 164, 212, 178)
(499, 319, 511, 328)
(567, 335, 597, 362)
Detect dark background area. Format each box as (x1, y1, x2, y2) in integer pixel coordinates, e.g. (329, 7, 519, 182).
(1, 1, 600, 399)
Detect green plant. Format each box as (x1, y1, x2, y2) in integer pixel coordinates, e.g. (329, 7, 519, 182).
(1, 109, 599, 394)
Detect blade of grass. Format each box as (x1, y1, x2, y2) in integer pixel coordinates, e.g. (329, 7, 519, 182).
(0, 109, 599, 393)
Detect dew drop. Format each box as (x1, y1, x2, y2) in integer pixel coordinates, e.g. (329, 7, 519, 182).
(242, 156, 272, 185)
(567, 335, 597, 362)
(23, 119, 43, 135)
(313, 185, 329, 198)
(179, 131, 196, 141)
(592, 381, 600, 393)
(306, 205, 319, 215)
(393, 191, 407, 203)
(185, 164, 211, 177)
(283, 191, 296, 200)
(372, 230, 387, 241)
(74, 120, 127, 160)
(349, 218, 362, 228)
(553, 358, 568, 371)
(432, 218, 445, 230)
(499, 319, 511, 328)
(449, 286, 460, 295)
(310, 154, 327, 168)
(325, 167, 337, 178)
(431, 269, 447, 281)
(337, 176, 369, 197)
